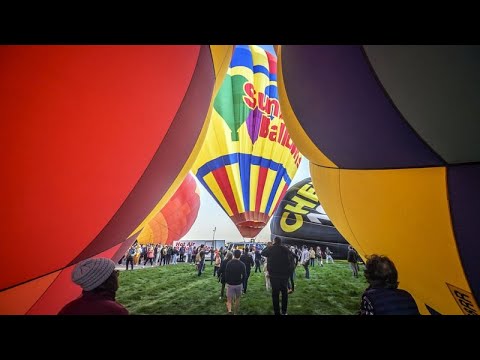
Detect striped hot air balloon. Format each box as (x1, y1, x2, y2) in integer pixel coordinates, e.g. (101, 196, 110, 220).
(192, 45, 301, 238)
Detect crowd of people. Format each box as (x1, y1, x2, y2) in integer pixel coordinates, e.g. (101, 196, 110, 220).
(59, 239, 419, 316)
(120, 242, 219, 270)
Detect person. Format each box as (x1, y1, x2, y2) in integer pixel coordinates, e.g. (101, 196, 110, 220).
(197, 244, 206, 276)
(359, 254, 420, 315)
(261, 237, 292, 315)
(325, 247, 334, 263)
(239, 247, 254, 294)
(347, 246, 358, 277)
(218, 251, 233, 299)
(58, 257, 129, 315)
(300, 245, 310, 279)
(225, 249, 246, 315)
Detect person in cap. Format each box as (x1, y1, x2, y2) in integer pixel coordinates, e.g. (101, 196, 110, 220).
(58, 257, 129, 315)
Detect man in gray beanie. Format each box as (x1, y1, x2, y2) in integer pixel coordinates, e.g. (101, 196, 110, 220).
(58, 257, 128, 315)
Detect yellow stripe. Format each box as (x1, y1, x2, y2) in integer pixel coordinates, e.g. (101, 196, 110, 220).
(249, 165, 260, 211)
(260, 168, 277, 211)
(230, 66, 253, 80)
(268, 178, 287, 216)
(249, 45, 269, 68)
(225, 163, 244, 213)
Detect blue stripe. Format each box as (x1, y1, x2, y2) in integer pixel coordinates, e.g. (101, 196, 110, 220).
(265, 168, 286, 214)
(265, 84, 278, 101)
(253, 65, 270, 77)
(196, 153, 292, 186)
(230, 47, 253, 70)
(239, 153, 250, 211)
(253, 65, 277, 81)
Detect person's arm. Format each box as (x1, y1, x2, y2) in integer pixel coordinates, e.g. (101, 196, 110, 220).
(261, 247, 270, 257)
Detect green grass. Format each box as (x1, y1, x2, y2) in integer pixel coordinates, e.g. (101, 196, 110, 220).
(116, 261, 367, 315)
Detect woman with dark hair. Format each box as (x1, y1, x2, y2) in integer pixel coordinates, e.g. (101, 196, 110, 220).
(359, 254, 420, 315)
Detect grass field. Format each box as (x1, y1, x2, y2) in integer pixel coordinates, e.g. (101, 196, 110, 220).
(116, 260, 368, 315)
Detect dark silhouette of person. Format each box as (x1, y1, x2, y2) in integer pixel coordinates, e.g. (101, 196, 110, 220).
(359, 254, 420, 315)
(261, 237, 292, 315)
(239, 247, 254, 294)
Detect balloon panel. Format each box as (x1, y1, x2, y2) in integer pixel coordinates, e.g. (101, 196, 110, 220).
(0, 45, 232, 313)
(270, 177, 349, 258)
(137, 172, 200, 245)
(279, 45, 480, 314)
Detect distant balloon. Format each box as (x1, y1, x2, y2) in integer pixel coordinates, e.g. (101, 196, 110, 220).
(278, 45, 480, 315)
(137, 173, 200, 245)
(270, 177, 349, 258)
(0, 45, 232, 314)
(193, 45, 301, 238)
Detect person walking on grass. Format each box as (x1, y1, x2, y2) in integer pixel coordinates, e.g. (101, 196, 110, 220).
(239, 247, 254, 294)
(225, 249, 246, 315)
(218, 251, 233, 299)
(347, 246, 359, 277)
(261, 237, 292, 315)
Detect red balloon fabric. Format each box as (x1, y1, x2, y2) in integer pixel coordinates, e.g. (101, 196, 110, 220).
(137, 173, 200, 245)
(0, 45, 229, 314)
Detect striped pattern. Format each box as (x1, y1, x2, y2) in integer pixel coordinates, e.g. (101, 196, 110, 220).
(193, 45, 300, 238)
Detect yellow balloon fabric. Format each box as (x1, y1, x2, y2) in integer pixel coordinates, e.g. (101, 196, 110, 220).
(278, 45, 480, 315)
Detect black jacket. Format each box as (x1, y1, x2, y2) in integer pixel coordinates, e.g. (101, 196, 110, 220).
(261, 244, 292, 279)
(225, 259, 246, 285)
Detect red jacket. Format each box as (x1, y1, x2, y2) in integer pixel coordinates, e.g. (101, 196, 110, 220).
(58, 290, 129, 315)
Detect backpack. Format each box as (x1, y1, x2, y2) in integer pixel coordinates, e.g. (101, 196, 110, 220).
(128, 248, 136, 257)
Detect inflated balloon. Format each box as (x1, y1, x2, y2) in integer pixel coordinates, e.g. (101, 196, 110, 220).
(0, 45, 232, 314)
(278, 45, 480, 315)
(192, 45, 301, 238)
(270, 177, 349, 258)
(137, 172, 200, 245)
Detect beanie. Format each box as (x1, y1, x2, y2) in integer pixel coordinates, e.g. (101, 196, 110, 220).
(72, 258, 116, 291)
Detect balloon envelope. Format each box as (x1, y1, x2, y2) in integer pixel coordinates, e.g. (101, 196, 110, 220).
(270, 177, 349, 258)
(0, 45, 232, 314)
(278, 45, 480, 315)
(137, 173, 200, 245)
(193, 45, 301, 238)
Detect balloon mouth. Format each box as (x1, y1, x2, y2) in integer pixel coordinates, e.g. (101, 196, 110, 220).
(231, 212, 270, 238)
(237, 221, 267, 229)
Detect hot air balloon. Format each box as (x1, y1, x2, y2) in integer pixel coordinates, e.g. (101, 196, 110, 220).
(136, 172, 200, 245)
(0, 45, 233, 314)
(192, 45, 301, 239)
(270, 177, 350, 259)
(278, 45, 480, 315)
